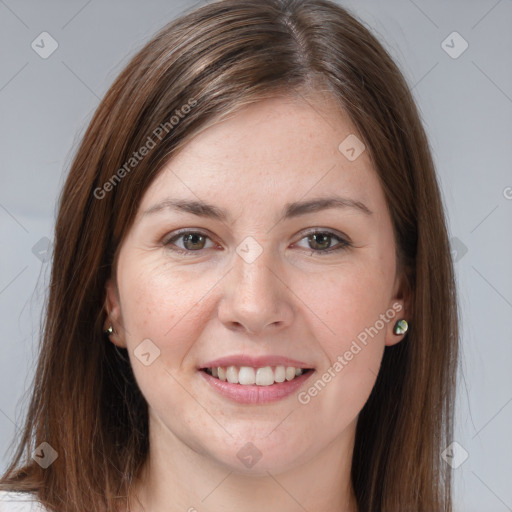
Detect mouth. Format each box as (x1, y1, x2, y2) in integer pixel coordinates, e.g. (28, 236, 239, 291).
(198, 365, 315, 404)
(200, 365, 314, 386)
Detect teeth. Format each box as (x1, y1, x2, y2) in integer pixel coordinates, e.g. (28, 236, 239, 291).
(274, 366, 286, 383)
(255, 367, 274, 386)
(226, 366, 238, 384)
(238, 366, 256, 385)
(285, 366, 296, 381)
(205, 365, 308, 386)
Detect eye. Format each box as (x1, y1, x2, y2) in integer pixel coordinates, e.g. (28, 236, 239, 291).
(164, 230, 216, 255)
(163, 229, 352, 256)
(294, 229, 352, 255)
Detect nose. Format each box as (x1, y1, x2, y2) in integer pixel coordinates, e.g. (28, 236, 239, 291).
(217, 243, 295, 335)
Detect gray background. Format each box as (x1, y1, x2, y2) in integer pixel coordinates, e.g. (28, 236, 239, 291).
(1, 0, 511, 510)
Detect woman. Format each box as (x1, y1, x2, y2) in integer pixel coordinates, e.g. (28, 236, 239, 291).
(0, 0, 459, 511)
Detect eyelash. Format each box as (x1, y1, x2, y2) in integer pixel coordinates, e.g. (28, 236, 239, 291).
(163, 229, 352, 256)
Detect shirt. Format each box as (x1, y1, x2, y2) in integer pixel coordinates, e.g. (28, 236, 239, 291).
(0, 491, 48, 512)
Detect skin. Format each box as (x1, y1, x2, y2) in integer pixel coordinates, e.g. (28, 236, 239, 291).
(105, 93, 408, 512)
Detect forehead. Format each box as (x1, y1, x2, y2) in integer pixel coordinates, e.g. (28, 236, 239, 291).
(137, 95, 384, 218)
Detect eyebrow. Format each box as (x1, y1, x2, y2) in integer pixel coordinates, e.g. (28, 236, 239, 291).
(142, 195, 373, 222)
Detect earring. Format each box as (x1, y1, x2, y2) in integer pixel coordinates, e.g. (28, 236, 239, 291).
(393, 319, 408, 335)
(105, 324, 114, 335)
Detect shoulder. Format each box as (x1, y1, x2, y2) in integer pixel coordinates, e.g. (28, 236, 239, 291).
(0, 492, 48, 512)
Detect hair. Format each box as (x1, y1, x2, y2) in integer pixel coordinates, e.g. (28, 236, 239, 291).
(0, 0, 459, 511)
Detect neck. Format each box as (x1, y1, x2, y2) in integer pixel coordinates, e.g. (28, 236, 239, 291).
(128, 411, 359, 512)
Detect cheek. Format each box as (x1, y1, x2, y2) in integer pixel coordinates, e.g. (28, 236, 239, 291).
(311, 260, 394, 353)
(296, 260, 393, 419)
(118, 256, 219, 367)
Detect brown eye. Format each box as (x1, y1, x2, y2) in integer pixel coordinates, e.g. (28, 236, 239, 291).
(295, 230, 351, 255)
(164, 230, 215, 254)
(181, 233, 207, 250)
(308, 233, 332, 251)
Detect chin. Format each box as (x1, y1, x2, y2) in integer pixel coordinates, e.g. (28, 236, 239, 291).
(202, 429, 315, 476)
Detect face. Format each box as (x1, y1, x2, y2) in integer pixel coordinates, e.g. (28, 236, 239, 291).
(105, 94, 406, 475)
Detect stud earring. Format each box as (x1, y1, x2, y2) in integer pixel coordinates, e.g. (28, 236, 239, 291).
(105, 324, 114, 335)
(393, 319, 408, 335)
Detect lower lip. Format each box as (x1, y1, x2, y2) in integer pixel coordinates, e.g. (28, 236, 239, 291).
(199, 369, 314, 404)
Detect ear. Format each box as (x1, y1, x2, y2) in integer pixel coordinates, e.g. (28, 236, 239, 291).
(104, 277, 127, 349)
(384, 271, 411, 347)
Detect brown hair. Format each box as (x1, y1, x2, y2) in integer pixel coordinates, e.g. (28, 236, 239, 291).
(0, 1, 459, 511)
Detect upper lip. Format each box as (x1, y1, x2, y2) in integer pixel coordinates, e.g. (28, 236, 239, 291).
(200, 355, 314, 369)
